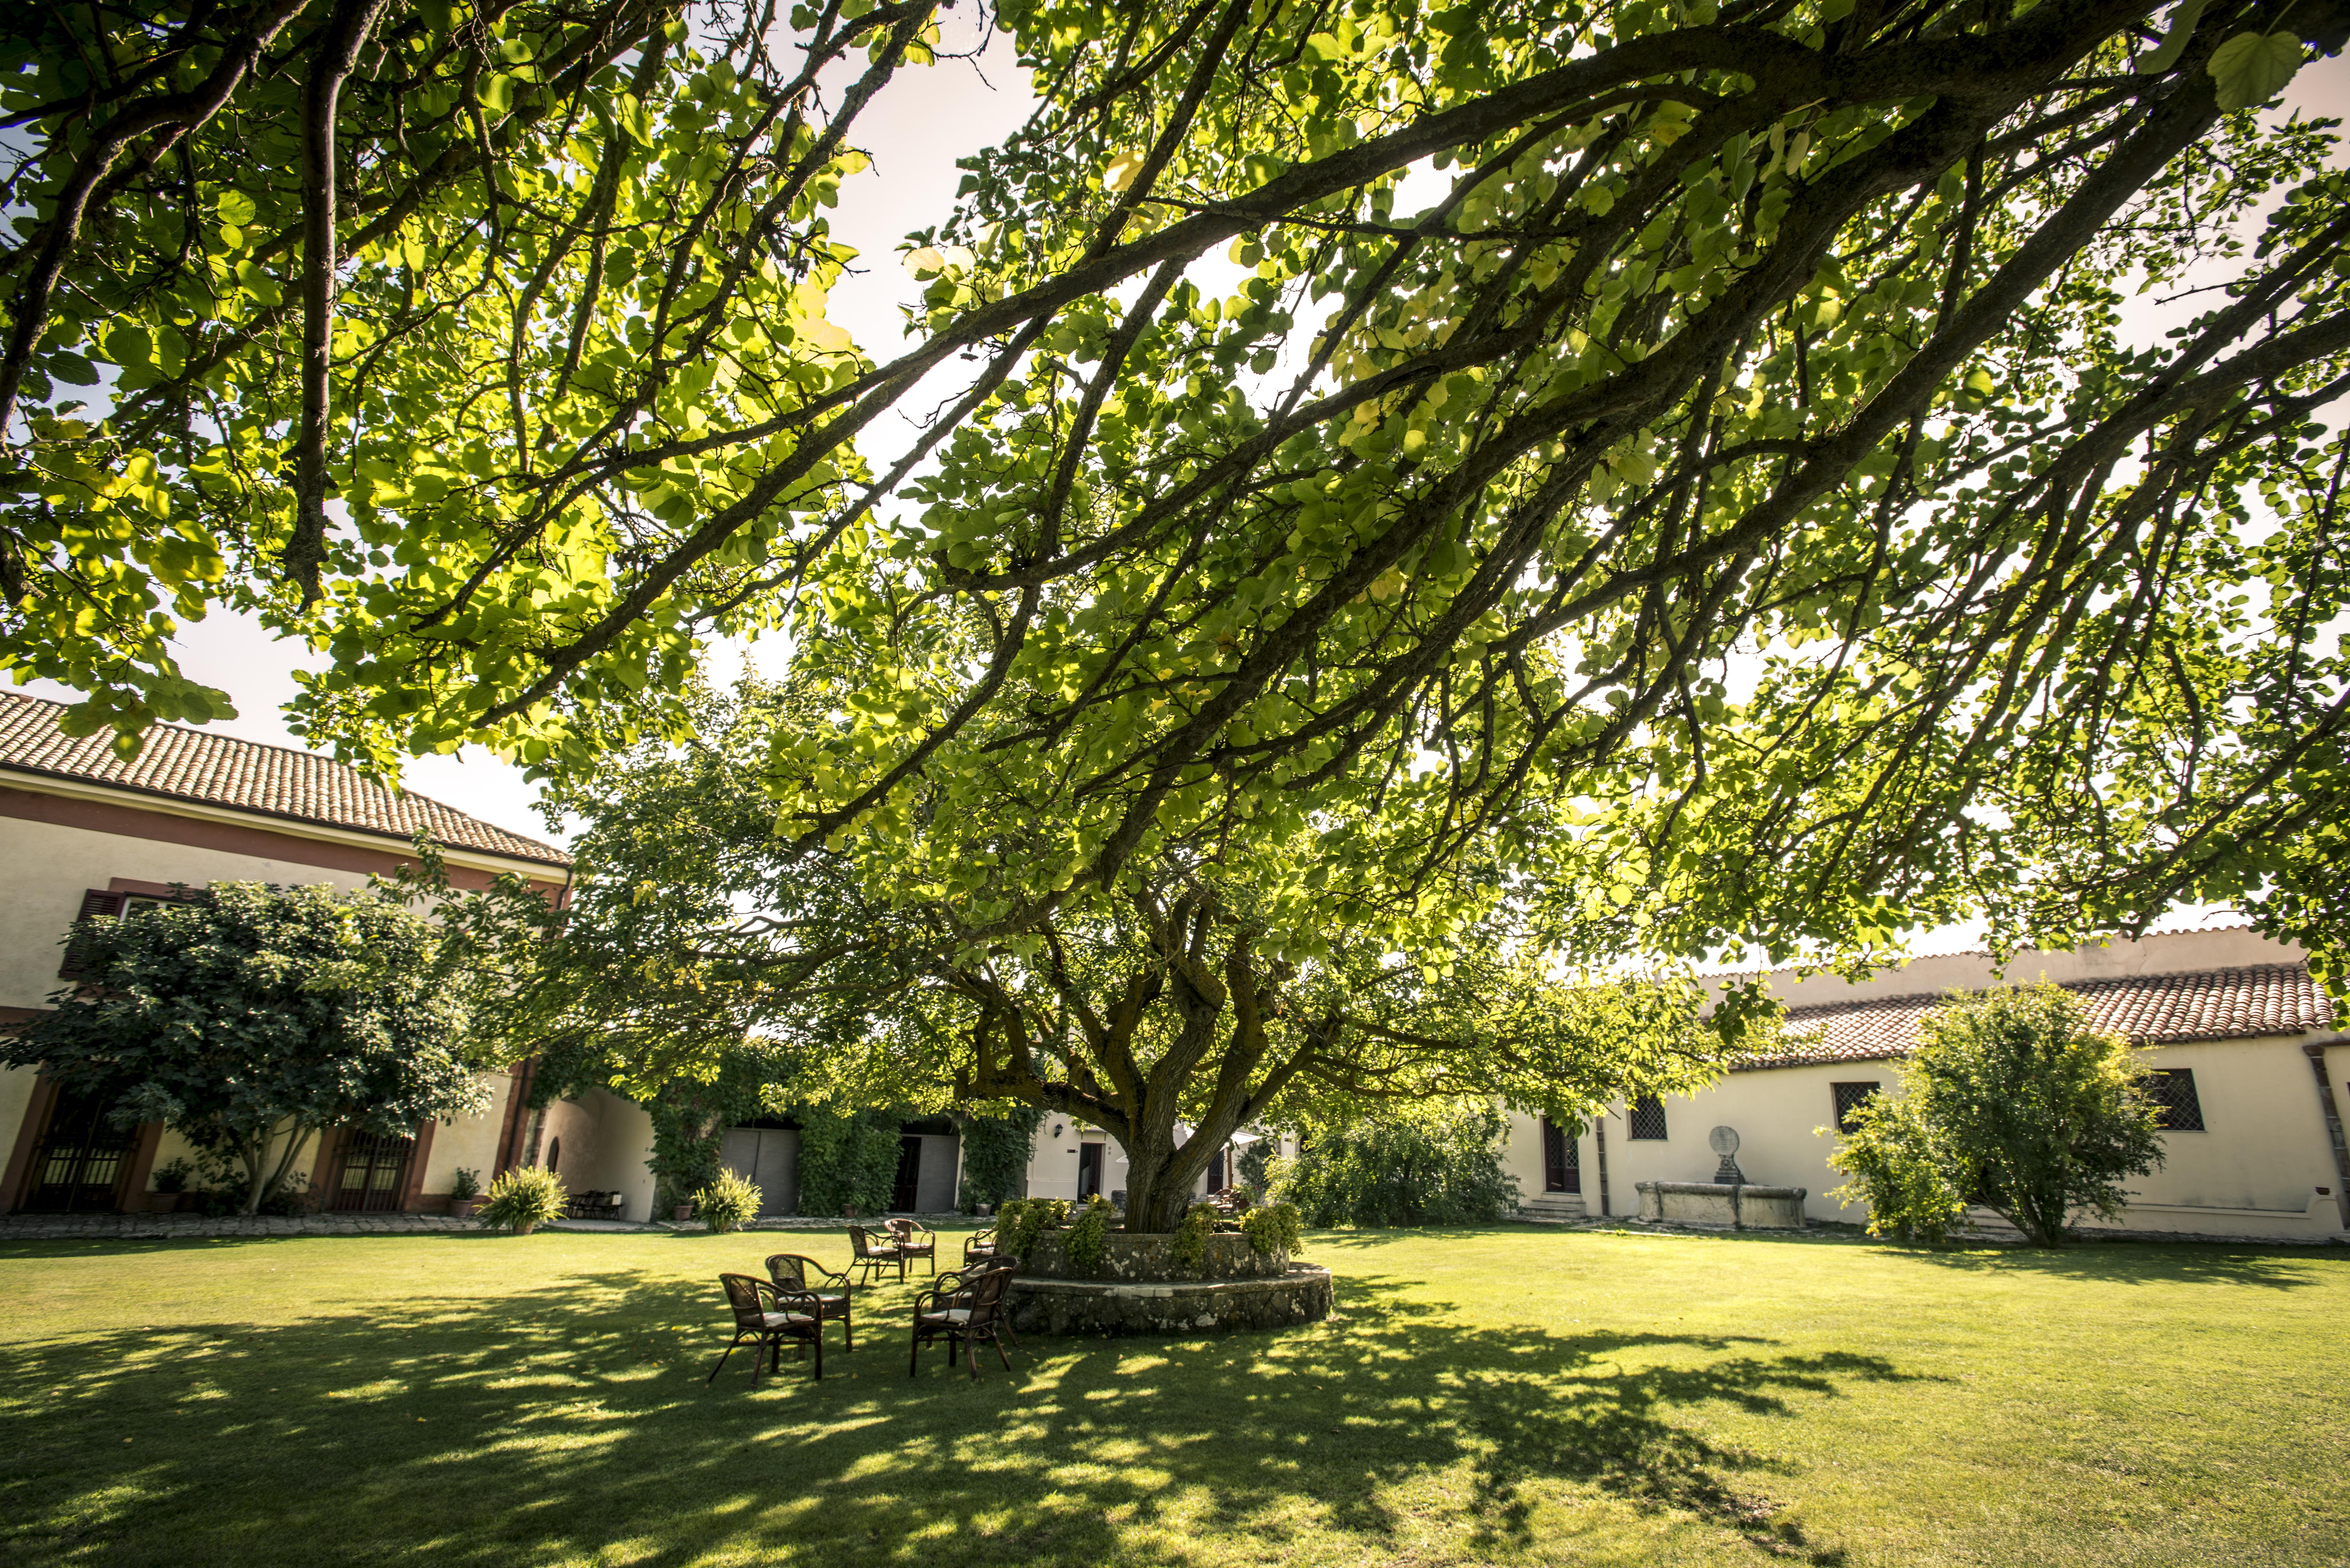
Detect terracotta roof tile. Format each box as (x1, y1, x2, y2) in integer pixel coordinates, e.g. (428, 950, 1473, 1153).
(0, 691, 569, 870)
(1738, 964, 2335, 1070)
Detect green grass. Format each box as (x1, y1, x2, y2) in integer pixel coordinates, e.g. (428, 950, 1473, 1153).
(1, 1225, 2343, 1567)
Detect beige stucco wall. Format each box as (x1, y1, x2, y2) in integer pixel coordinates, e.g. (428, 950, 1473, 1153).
(0, 810, 384, 1015)
(1511, 1031, 2346, 1239)
(530, 1087, 656, 1222)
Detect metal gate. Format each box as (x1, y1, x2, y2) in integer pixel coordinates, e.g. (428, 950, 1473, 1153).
(20, 1086, 137, 1212)
(329, 1128, 415, 1212)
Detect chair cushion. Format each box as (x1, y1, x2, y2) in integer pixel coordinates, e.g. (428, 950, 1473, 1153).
(761, 1311, 815, 1328)
(918, 1307, 973, 1324)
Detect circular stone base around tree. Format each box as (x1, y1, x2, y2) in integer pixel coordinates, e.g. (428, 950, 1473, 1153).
(1020, 1229, 1291, 1281)
(1007, 1264, 1333, 1337)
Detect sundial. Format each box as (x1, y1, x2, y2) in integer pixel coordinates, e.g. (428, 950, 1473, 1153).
(1708, 1125, 1746, 1185)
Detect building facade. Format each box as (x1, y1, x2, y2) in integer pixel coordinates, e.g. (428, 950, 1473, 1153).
(1505, 927, 2350, 1241)
(0, 692, 573, 1216)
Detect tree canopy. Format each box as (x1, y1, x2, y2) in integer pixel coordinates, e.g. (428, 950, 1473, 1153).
(473, 680, 1761, 1230)
(6, 0, 2349, 982)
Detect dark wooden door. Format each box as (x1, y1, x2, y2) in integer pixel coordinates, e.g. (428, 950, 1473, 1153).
(891, 1135, 922, 1211)
(20, 1086, 137, 1212)
(1542, 1117, 1580, 1193)
(1077, 1141, 1104, 1199)
(329, 1129, 415, 1212)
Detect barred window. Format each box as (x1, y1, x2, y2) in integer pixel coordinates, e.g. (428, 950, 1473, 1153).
(2145, 1068, 2205, 1131)
(1627, 1095, 1668, 1140)
(1831, 1081, 1882, 1134)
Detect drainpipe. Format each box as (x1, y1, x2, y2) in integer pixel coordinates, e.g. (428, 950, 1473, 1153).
(1594, 1112, 1611, 1218)
(2302, 1043, 2350, 1229)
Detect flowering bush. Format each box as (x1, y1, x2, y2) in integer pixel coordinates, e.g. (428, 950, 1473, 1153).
(477, 1166, 566, 1233)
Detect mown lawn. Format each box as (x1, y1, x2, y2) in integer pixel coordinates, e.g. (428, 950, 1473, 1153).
(0, 1223, 2342, 1567)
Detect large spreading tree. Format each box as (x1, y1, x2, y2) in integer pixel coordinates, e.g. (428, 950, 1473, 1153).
(5, 0, 2348, 986)
(470, 681, 1762, 1231)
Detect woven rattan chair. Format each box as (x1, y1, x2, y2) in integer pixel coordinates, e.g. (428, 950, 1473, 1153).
(708, 1273, 824, 1387)
(909, 1258, 1020, 1380)
(885, 1217, 937, 1276)
(847, 1224, 905, 1285)
(962, 1227, 997, 1264)
(765, 1253, 855, 1351)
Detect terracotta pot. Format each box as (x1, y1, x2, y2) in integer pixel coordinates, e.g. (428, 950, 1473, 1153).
(513, 1220, 538, 1236)
(671, 1204, 694, 1221)
(450, 1198, 480, 1219)
(148, 1192, 182, 1214)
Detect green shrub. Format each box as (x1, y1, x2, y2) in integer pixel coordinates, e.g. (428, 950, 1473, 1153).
(1274, 1103, 1519, 1226)
(1241, 1201, 1303, 1257)
(1064, 1194, 1113, 1272)
(477, 1166, 566, 1233)
(1826, 982, 2167, 1246)
(152, 1158, 193, 1194)
(448, 1166, 482, 1201)
(1170, 1201, 1218, 1272)
(695, 1169, 762, 1233)
(997, 1196, 1069, 1261)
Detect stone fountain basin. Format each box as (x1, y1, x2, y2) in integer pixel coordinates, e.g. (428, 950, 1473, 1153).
(1635, 1181, 1808, 1230)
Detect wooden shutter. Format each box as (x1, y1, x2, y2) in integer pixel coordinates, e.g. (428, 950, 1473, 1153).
(57, 890, 126, 980)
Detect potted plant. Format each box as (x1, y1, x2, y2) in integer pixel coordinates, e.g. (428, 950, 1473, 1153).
(476, 1166, 567, 1235)
(446, 1167, 482, 1219)
(671, 1201, 695, 1222)
(149, 1158, 193, 1213)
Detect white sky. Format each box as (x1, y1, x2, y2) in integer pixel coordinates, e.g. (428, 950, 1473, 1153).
(15, 36, 2346, 939)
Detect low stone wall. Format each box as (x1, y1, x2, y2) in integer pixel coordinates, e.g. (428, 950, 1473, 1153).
(1635, 1181, 1808, 1230)
(1008, 1264, 1334, 1336)
(1021, 1229, 1289, 1281)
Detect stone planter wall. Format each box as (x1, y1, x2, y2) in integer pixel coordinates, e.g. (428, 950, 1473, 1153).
(1009, 1265, 1333, 1336)
(1020, 1229, 1289, 1282)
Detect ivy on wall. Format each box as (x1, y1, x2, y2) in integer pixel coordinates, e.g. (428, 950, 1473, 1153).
(958, 1105, 1045, 1212)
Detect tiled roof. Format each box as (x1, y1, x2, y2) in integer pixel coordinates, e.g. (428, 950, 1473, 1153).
(0, 691, 569, 869)
(1739, 964, 2335, 1070)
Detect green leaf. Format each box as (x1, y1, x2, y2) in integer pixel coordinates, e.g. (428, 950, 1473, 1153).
(2138, 0, 2208, 74)
(214, 188, 257, 226)
(2209, 31, 2303, 111)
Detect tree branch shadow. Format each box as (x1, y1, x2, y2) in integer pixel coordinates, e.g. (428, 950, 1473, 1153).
(0, 1257, 1949, 1567)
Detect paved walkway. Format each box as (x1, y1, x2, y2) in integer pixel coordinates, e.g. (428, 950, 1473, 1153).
(0, 1210, 977, 1242)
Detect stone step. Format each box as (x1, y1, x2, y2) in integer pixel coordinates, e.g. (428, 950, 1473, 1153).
(1517, 1194, 1588, 1223)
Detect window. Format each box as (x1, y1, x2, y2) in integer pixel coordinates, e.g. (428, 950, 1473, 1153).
(1831, 1081, 1882, 1134)
(57, 890, 126, 980)
(1627, 1095, 1668, 1140)
(1540, 1117, 1580, 1193)
(2144, 1068, 2205, 1131)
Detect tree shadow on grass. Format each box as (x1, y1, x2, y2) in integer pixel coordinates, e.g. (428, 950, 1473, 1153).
(1871, 1238, 2334, 1291)
(0, 1265, 1930, 1568)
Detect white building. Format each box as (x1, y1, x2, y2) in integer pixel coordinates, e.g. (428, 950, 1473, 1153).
(1504, 927, 2349, 1242)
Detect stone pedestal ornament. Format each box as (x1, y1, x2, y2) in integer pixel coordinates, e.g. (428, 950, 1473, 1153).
(1709, 1124, 1747, 1185)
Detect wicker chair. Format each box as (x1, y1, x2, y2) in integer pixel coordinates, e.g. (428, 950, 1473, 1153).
(957, 1252, 1021, 1348)
(708, 1273, 825, 1386)
(885, 1217, 937, 1276)
(908, 1258, 1020, 1380)
(962, 1227, 997, 1264)
(847, 1224, 905, 1285)
(765, 1253, 855, 1351)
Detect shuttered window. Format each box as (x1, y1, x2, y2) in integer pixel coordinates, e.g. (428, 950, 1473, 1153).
(57, 890, 125, 980)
